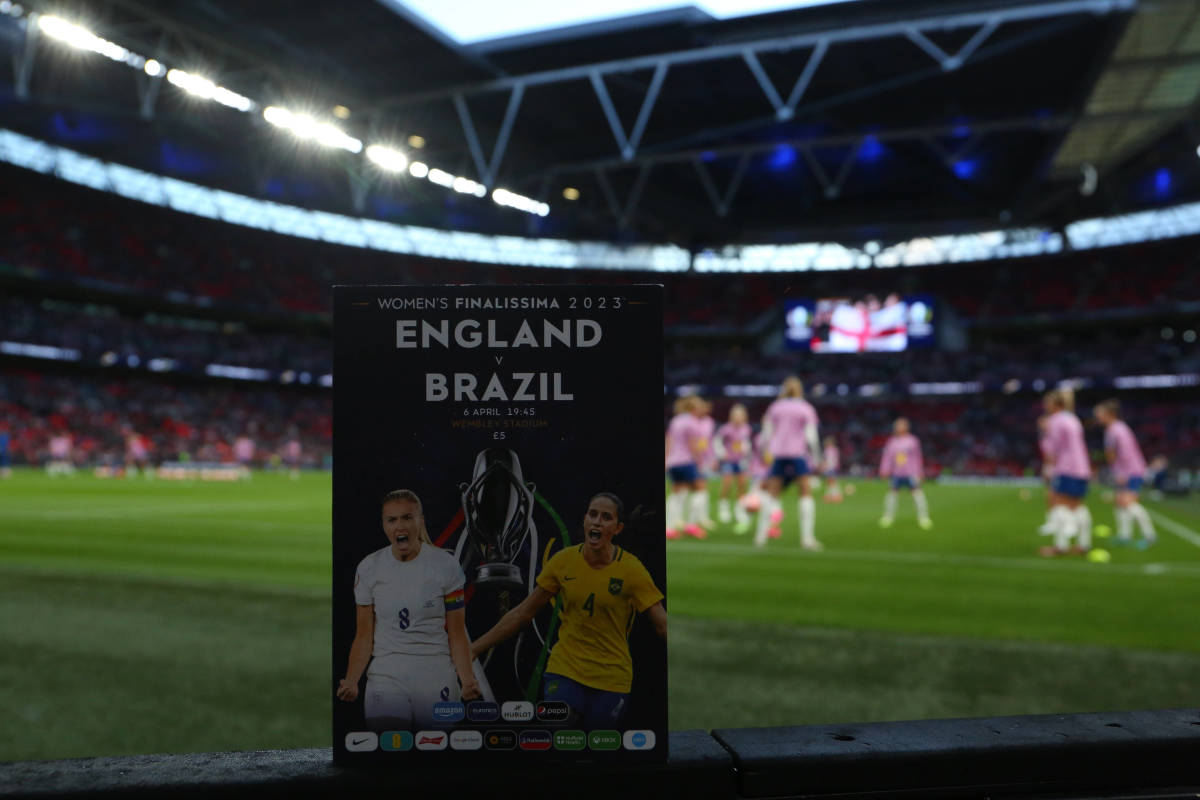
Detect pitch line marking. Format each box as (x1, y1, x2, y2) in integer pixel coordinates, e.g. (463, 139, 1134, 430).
(667, 541, 1200, 577)
(1147, 509, 1200, 550)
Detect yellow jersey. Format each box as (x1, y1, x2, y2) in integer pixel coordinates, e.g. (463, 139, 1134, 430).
(536, 544, 663, 693)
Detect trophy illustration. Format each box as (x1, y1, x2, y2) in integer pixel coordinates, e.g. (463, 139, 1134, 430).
(458, 448, 537, 592)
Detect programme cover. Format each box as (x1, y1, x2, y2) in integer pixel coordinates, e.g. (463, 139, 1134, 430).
(333, 285, 666, 765)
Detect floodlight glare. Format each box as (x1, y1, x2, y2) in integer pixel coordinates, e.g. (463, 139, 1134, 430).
(427, 168, 455, 188)
(263, 106, 290, 126)
(453, 176, 484, 195)
(408, 134, 426, 149)
(408, 161, 429, 178)
(38, 15, 141, 67)
(366, 144, 408, 172)
(563, 187, 580, 200)
(333, 105, 351, 120)
(167, 69, 254, 112)
(143, 59, 164, 77)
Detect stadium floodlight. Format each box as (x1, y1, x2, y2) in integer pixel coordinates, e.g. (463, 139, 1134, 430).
(492, 187, 550, 217)
(409, 161, 429, 178)
(333, 105, 351, 120)
(427, 168, 455, 188)
(143, 59, 164, 77)
(453, 176, 486, 197)
(408, 134, 426, 149)
(261, 105, 361, 152)
(563, 187, 580, 201)
(37, 15, 146, 69)
(167, 69, 254, 112)
(365, 144, 408, 172)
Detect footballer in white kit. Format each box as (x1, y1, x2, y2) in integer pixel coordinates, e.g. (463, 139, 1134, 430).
(339, 490, 480, 730)
(354, 543, 467, 729)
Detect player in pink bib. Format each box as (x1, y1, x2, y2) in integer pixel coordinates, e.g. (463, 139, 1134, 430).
(1038, 388, 1093, 556)
(47, 431, 75, 477)
(665, 395, 711, 540)
(878, 418, 932, 529)
(1095, 399, 1156, 549)
(713, 404, 754, 533)
(755, 376, 822, 551)
(821, 436, 843, 503)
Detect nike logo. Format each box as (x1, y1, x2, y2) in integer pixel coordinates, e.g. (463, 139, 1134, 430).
(351, 738, 367, 745)
(563, 576, 576, 581)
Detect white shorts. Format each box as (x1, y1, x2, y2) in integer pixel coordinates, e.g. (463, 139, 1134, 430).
(365, 652, 458, 730)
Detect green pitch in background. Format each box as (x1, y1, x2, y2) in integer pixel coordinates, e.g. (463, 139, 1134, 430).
(2, 470, 1199, 761)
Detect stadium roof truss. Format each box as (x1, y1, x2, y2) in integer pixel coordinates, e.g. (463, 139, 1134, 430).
(370, 0, 1136, 224)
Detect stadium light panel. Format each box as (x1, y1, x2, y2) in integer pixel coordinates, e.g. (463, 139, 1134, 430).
(261, 105, 361, 152)
(0, 340, 81, 361)
(427, 168, 455, 188)
(166, 69, 254, 112)
(37, 15, 145, 69)
(143, 59, 164, 77)
(491, 188, 551, 216)
(365, 144, 408, 172)
(408, 161, 429, 178)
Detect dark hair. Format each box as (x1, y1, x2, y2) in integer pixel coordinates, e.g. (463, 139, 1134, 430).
(589, 491, 625, 523)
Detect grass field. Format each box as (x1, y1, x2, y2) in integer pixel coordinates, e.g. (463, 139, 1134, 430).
(2, 469, 1199, 761)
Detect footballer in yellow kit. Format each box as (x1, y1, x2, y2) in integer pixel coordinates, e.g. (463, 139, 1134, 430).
(470, 492, 667, 728)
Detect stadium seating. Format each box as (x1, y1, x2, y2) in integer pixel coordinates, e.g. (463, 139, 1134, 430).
(2, 166, 1198, 475)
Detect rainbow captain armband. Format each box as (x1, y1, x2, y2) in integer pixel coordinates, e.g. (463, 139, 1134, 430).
(444, 589, 465, 611)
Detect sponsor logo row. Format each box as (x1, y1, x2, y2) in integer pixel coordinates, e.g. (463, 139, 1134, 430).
(429, 700, 570, 724)
(345, 729, 655, 752)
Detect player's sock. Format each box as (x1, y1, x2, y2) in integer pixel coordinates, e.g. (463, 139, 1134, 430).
(718, 498, 732, 523)
(754, 495, 778, 547)
(1051, 506, 1076, 551)
(799, 495, 816, 548)
(688, 490, 711, 527)
(1115, 506, 1133, 541)
(912, 489, 930, 522)
(733, 496, 750, 525)
(1073, 505, 1092, 550)
(882, 490, 897, 522)
(666, 491, 686, 532)
(1129, 503, 1157, 542)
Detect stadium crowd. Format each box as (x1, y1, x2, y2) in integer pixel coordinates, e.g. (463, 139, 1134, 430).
(0, 369, 330, 470)
(3, 167, 1199, 479)
(4, 166, 1200, 328)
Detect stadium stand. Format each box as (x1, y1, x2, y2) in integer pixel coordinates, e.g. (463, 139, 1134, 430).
(4, 167, 1199, 476)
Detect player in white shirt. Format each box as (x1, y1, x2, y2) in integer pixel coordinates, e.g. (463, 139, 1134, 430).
(337, 489, 482, 730)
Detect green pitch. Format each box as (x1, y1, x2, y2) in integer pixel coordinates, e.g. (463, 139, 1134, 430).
(2, 470, 1199, 761)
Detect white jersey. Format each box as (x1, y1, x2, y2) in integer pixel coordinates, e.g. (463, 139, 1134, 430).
(354, 544, 465, 660)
